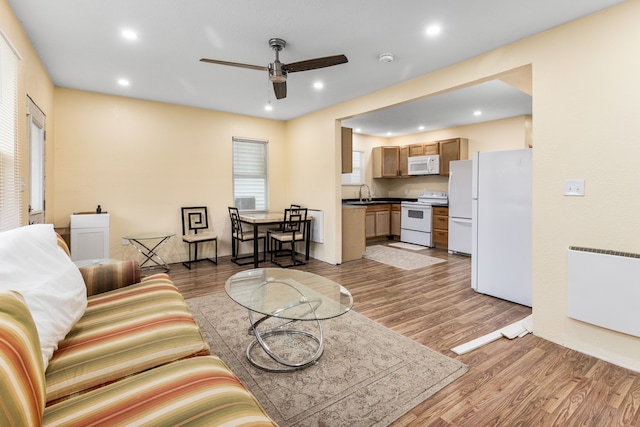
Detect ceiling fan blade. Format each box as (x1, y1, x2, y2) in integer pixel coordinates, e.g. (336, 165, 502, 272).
(200, 58, 267, 72)
(285, 54, 348, 73)
(273, 81, 287, 99)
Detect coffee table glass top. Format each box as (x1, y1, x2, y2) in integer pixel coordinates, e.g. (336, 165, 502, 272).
(225, 268, 353, 321)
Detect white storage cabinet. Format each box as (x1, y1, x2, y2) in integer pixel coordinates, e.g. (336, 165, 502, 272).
(70, 214, 110, 261)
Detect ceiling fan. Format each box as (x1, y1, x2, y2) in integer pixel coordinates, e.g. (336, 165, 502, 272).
(200, 38, 348, 100)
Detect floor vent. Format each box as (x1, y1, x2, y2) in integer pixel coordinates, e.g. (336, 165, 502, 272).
(567, 246, 640, 338)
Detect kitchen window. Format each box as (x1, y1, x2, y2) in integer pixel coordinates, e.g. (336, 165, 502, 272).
(232, 137, 268, 211)
(342, 150, 364, 185)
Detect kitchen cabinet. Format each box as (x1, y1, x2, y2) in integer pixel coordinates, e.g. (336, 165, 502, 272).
(399, 146, 409, 177)
(372, 146, 400, 178)
(341, 127, 353, 173)
(432, 206, 449, 246)
(439, 138, 468, 176)
(408, 142, 439, 157)
(365, 204, 392, 238)
(376, 210, 390, 236)
(342, 205, 365, 262)
(391, 204, 401, 237)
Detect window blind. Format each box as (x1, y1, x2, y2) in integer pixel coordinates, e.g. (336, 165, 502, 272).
(341, 150, 364, 185)
(232, 137, 268, 211)
(0, 31, 20, 231)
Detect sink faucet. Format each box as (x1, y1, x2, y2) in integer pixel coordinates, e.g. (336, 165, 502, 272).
(359, 184, 371, 202)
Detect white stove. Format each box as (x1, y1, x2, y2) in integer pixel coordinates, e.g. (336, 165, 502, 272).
(402, 191, 448, 207)
(400, 191, 448, 247)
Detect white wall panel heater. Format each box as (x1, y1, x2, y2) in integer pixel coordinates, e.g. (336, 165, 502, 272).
(567, 246, 640, 338)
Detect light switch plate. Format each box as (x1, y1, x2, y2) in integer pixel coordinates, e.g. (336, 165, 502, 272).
(564, 179, 585, 196)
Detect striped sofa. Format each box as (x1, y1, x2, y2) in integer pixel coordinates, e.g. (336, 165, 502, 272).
(0, 233, 277, 426)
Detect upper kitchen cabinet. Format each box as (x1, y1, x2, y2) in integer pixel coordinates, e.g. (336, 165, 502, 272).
(399, 146, 409, 177)
(439, 138, 469, 176)
(372, 146, 400, 178)
(341, 127, 353, 173)
(409, 142, 439, 157)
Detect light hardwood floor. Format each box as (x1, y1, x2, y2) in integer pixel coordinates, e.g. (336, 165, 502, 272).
(168, 244, 640, 426)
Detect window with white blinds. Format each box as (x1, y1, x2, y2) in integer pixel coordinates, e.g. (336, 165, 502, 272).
(232, 137, 268, 211)
(341, 150, 364, 185)
(0, 32, 20, 231)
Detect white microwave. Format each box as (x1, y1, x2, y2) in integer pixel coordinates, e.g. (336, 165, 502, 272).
(407, 155, 440, 175)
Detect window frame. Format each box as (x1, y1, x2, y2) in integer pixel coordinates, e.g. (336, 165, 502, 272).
(232, 137, 268, 212)
(341, 150, 364, 186)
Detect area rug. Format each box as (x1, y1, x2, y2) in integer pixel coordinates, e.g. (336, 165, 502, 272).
(388, 242, 427, 251)
(186, 292, 467, 427)
(363, 245, 446, 270)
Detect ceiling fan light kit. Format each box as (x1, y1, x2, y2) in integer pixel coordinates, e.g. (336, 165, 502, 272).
(200, 38, 348, 100)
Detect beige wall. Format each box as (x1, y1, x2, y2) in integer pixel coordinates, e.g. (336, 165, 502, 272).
(53, 88, 288, 262)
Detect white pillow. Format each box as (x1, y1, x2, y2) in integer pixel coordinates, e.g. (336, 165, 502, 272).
(0, 224, 87, 371)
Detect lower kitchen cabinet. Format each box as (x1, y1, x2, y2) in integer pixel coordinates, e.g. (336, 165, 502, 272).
(342, 206, 366, 261)
(432, 206, 449, 246)
(365, 204, 392, 238)
(391, 204, 401, 237)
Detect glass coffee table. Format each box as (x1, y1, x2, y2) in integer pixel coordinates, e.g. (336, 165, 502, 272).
(225, 268, 353, 372)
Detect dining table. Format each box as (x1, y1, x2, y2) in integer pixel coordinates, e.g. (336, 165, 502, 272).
(238, 211, 312, 268)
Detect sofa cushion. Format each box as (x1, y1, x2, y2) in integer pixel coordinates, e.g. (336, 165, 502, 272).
(79, 260, 141, 296)
(0, 290, 46, 427)
(43, 355, 278, 426)
(0, 224, 87, 371)
(45, 275, 211, 404)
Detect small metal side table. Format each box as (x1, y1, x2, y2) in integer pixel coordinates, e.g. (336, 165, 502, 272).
(123, 233, 175, 272)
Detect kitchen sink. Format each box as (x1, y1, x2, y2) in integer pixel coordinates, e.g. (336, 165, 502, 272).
(344, 200, 379, 205)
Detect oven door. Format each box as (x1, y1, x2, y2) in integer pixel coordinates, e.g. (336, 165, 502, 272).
(401, 204, 432, 232)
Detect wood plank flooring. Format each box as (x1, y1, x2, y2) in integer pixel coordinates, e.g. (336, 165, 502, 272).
(168, 244, 640, 426)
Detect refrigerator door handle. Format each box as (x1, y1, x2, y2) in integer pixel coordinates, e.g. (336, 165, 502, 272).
(450, 217, 472, 224)
(448, 170, 453, 196)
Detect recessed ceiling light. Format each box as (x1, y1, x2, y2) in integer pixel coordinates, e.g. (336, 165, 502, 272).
(117, 78, 130, 87)
(386, 131, 393, 136)
(121, 29, 138, 40)
(378, 53, 394, 63)
(473, 110, 482, 116)
(418, 125, 425, 130)
(313, 81, 324, 90)
(426, 25, 441, 37)
(264, 103, 273, 111)
(355, 128, 362, 133)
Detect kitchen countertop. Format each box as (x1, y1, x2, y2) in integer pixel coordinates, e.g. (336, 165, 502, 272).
(342, 198, 416, 206)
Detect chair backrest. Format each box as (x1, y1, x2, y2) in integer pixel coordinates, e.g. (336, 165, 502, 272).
(181, 207, 212, 236)
(282, 207, 307, 236)
(228, 206, 244, 239)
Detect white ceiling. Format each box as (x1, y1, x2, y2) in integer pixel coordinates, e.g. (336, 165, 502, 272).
(8, 0, 624, 134)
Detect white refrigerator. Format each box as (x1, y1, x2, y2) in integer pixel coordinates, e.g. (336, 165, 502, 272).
(448, 160, 473, 255)
(471, 149, 532, 307)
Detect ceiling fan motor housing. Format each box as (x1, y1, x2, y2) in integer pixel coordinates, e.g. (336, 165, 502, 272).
(269, 61, 287, 83)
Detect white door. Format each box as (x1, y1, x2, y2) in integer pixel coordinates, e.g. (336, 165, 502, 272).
(28, 98, 45, 225)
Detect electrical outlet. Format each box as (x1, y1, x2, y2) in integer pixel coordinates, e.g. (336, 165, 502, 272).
(564, 179, 585, 196)
(122, 238, 130, 245)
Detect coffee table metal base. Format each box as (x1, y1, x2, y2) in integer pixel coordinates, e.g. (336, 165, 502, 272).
(246, 310, 324, 373)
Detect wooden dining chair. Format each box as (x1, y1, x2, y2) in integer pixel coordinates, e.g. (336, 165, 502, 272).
(181, 206, 218, 269)
(269, 207, 307, 268)
(228, 206, 267, 265)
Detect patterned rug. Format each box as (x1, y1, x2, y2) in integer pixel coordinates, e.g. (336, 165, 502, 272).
(363, 245, 446, 270)
(186, 292, 467, 427)
(389, 242, 427, 251)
